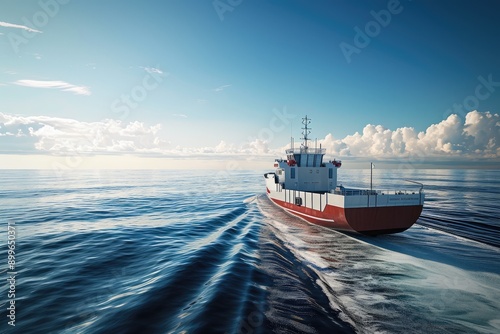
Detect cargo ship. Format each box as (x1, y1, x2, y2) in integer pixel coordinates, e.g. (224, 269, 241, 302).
(264, 116, 424, 235)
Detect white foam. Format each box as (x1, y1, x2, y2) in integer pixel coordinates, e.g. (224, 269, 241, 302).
(257, 192, 500, 333)
(243, 195, 256, 203)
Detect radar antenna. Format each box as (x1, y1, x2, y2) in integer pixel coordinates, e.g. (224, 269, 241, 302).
(301, 115, 311, 150)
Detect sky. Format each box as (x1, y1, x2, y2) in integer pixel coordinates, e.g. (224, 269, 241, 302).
(1, 0, 499, 170)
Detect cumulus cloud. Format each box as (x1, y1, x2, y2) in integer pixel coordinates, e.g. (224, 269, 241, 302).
(318, 111, 499, 159)
(0, 21, 42, 33)
(13, 80, 91, 96)
(0, 111, 498, 162)
(0, 113, 169, 153)
(0, 112, 278, 156)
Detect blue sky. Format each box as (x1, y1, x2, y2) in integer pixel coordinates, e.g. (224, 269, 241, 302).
(1, 0, 499, 169)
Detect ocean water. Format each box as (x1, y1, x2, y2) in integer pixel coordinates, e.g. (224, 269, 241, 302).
(1, 168, 499, 334)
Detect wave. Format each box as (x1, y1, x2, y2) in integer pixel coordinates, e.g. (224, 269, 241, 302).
(256, 194, 500, 334)
(1, 169, 499, 334)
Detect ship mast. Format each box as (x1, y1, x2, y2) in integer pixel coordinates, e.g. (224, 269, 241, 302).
(301, 115, 311, 150)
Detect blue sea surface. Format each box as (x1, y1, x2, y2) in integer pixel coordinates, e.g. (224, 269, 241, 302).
(1, 169, 499, 333)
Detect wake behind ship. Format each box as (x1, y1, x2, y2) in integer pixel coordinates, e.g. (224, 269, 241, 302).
(264, 116, 424, 235)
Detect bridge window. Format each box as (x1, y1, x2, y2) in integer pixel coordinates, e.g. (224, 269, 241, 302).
(291, 168, 295, 179)
(329, 168, 333, 178)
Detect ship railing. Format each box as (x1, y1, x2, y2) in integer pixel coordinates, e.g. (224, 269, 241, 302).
(332, 189, 423, 196)
(285, 148, 326, 155)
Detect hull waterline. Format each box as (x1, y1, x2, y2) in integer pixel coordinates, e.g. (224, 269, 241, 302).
(268, 196, 423, 235)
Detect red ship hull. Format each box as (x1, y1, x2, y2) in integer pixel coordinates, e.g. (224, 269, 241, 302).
(269, 196, 423, 235)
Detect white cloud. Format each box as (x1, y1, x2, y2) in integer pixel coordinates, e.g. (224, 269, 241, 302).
(213, 84, 231, 92)
(140, 66, 163, 74)
(0, 21, 42, 33)
(463, 111, 499, 156)
(172, 113, 188, 118)
(13, 80, 91, 96)
(318, 111, 499, 160)
(242, 139, 271, 155)
(0, 111, 498, 163)
(0, 113, 169, 153)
